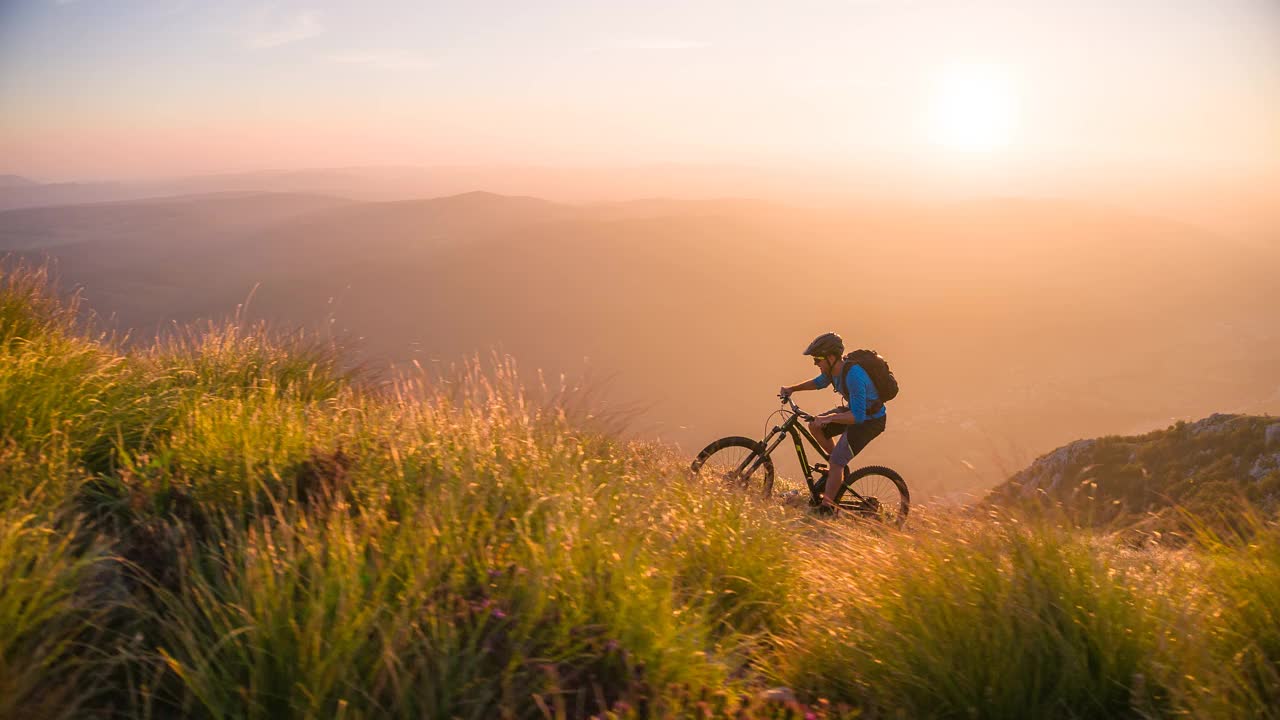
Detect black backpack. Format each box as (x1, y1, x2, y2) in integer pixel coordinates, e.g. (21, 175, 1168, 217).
(835, 349, 899, 412)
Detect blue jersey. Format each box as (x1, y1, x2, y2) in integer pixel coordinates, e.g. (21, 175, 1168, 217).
(813, 362, 887, 423)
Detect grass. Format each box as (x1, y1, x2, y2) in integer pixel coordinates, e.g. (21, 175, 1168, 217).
(0, 511, 118, 720)
(2, 260, 1278, 718)
(772, 514, 1166, 718)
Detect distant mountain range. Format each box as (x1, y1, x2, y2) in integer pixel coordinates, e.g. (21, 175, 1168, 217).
(0, 166, 875, 212)
(0, 175, 39, 188)
(6, 166, 1276, 245)
(2, 189, 1278, 497)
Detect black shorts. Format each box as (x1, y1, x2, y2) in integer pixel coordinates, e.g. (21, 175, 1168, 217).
(817, 408, 886, 467)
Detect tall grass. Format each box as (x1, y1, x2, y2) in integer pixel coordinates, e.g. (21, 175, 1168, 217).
(0, 512, 117, 720)
(0, 260, 78, 348)
(1176, 518, 1280, 719)
(772, 513, 1164, 718)
(0, 262, 133, 503)
(138, 318, 353, 403)
(137, 381, 794, 717)
(2, 261, 1278, 718)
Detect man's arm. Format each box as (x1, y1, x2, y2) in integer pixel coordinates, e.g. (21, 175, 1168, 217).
(813, 410, 859, 428)
(780, 378, 820, 396)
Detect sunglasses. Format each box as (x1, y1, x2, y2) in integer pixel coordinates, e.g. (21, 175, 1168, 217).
(812, 357, 826, 365)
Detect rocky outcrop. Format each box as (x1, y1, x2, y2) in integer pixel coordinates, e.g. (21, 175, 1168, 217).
(1006, 438, 1098, 498)
(1186, 413, 1248, 436)
(987, 414, 1280, 524)
(1250, 452, 1280, 480)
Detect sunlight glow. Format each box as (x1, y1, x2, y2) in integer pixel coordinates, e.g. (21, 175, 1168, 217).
(927, 63, 1020, 154)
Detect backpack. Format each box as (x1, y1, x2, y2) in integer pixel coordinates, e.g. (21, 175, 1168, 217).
(835, 349, 899, 412)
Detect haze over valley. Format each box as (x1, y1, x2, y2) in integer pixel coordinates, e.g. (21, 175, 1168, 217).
(4, 179, 1277, 498)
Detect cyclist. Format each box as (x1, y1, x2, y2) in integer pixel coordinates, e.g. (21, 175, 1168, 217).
(778, 332, 887, 514)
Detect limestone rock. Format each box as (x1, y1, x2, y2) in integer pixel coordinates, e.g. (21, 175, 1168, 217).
(1266, 423, 1280, 448)
(1009, 438, 1097, 497)
(1188, 413, 1244, 436)
(1249, 454, 1278, 480)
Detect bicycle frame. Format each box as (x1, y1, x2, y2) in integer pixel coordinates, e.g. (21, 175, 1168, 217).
(735, 398, 861, 501)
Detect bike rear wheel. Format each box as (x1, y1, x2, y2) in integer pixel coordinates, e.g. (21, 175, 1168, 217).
(690, 436, 776, 498)
(836, 465, 910, 527)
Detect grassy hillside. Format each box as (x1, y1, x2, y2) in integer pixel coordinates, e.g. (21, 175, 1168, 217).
(2, 261, 1278, 719)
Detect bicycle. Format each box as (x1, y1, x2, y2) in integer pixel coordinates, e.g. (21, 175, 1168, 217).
(690, 394, 910, 526)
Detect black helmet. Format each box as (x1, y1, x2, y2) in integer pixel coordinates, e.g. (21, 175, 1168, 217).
(803, 332, 843, 358)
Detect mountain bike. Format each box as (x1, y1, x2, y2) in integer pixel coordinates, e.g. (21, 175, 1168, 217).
(690, 394, 909, 526)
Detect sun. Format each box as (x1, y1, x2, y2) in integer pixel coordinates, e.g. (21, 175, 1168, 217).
(926, 63, 1020, 154)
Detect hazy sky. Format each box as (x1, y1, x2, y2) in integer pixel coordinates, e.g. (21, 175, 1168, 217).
(2, 0, 1278, 188)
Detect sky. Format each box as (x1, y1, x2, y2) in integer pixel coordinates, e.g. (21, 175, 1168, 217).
(1, 0, 1278, 195)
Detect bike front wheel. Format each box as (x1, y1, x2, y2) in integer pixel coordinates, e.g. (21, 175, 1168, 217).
(836, 465, 910, 527)
(690, 436, 776, 498)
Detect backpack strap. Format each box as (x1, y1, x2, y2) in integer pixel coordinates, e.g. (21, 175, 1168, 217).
(834, 354, 853, 401)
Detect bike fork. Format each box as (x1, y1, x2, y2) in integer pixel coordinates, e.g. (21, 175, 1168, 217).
(735, 428, 788, 479)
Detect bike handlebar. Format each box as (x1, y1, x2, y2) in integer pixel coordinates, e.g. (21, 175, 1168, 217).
(778, 393, 816, 421)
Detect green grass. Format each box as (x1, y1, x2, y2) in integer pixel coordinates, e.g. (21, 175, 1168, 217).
(0, 511, 118, 719)
(772, 514, 1166, 718)
(1168, 514, 1280, 720)
(2, 261, 1278, 718)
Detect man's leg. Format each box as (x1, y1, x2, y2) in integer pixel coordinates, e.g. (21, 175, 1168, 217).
(810, 421, 835, 455)
(823, 433, 852, 505)
(823, 417, 887, 507)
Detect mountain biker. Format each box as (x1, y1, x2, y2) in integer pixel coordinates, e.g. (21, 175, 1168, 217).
(778, 332, 887, 514)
